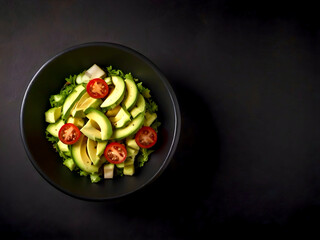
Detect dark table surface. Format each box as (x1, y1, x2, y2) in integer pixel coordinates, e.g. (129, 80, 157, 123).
(1, 0, 320, 238)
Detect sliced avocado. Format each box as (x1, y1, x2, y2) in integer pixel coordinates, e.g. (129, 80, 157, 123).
(111, 112, 145, 140)
(71, 134, 99, 173)
(80, 119, 102, 141)
(72, 92, 102, 118)
(87, 138, 101, 165)
(130, 94, 146, 118)
(109, 107, 131, 129)
(46, 119, 64, 138)
(45, 106, 62, 123)
(66, 116, 85, 128)
(144, 112, 157, 127)
(61, 85, 86, 120)
(103, 163, 115, 179)
(124, 147, 139, 176)
(123, 78, 139, 111)
(106, 105, 121, 117)
(81, 108, 113, 141)
(100, 76, 125, 110)
(82, 97, 102, 111)
(96, 141, 108, 157)
(85, 64, 106, 80)
(71, 92, 90, 118)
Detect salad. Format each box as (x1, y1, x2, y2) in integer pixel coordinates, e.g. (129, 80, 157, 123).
(44, 64, 160, 183)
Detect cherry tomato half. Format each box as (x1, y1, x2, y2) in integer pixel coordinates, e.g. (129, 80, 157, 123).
(104, 142, 127, 164)
(58, 123, 81, 145)
(135, 126, 157, 148)
(86, 78, 109, 99)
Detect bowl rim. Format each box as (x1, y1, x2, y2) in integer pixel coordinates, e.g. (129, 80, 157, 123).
(20, 42, 181, 201)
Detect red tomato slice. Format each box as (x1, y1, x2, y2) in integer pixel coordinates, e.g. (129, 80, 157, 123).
(58, 123, 81, 145)
(135, 126, 157, 148)
(104, 142, 127, 164)
(86, 78, 109, 99)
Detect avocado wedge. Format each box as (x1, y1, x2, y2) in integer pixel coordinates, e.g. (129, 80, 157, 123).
(111, 112, 145, 140)
(100, 76, 125, 110)
(130, 94, 146, 118)
(71, 92, 102, 118)
(61, 85, 86, 120)
(71, 134, 99, 173)
(81, 108, 113, 141)
(123, 78, 138, 111)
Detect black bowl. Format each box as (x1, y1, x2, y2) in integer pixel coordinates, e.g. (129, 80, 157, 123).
(20, 42, 181, 200)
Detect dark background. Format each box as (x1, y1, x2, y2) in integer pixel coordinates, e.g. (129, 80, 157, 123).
(1, 0, 320, 238)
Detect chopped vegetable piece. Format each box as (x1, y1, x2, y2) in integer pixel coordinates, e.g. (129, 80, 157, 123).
(135, 126, 157, 149)
(86, 78, 109, 99)
(104, 142, 127, 164)
(58, 123, 81, 145)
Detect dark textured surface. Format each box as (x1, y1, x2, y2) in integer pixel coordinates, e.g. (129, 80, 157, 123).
(1, 0, 320, 238)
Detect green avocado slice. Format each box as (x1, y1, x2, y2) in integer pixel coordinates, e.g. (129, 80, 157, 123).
(61, 85, 86, 120)
(109, 107, 131, 129)
(111, 112, 145, 140)
(81, 108, 113, 141)
(100, 76, 125, 110)
(86, 138, 101, 165)
(130, 94, 146, 118)
(71, 135, 99, 173)
(122, 78, 138, 111)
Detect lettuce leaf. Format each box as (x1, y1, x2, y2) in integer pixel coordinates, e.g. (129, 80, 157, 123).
(137, 82, 151, 98)
(106, 65, 125, 78)
(136, 148, 154, 167)
(90, 173, 102, 183)
(49, 75, 77, 107)
(146, 98, 158, 113)
(45, 131, 59, 143)
(151, 120, 161, 133)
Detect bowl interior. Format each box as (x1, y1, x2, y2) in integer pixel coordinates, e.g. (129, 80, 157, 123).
(21, 43, 180, 200)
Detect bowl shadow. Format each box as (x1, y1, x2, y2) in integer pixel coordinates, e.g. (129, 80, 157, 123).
(99, 75, 221, 237)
